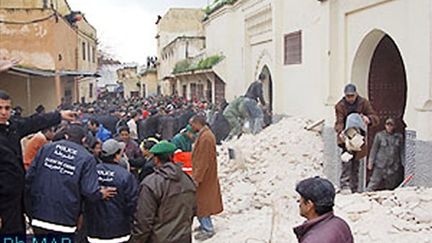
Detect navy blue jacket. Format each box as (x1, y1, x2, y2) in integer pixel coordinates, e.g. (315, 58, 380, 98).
(26, 140, 102, 232)
(85, 162, 138, 241)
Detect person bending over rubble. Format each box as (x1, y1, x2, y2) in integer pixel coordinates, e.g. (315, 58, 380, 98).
(334, 84, 379, 194)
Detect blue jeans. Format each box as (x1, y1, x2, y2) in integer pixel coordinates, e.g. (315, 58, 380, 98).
(244, 97, 264, 134)
(198, 216, 214, 233)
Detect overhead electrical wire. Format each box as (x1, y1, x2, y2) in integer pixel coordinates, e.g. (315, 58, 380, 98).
(0, 13, 56, 25)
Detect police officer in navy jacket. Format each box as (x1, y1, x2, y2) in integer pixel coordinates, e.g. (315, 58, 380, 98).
(85, 139, 138, 243)
(26, 125, 117, 235)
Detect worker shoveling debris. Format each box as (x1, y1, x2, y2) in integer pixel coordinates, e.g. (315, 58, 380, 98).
(192, 117, 432, 243)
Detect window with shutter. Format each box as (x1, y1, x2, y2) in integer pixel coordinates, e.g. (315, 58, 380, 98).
(284, 31, 302, 65)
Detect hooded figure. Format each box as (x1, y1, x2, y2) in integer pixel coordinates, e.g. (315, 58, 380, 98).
(171, 125, 196, 152)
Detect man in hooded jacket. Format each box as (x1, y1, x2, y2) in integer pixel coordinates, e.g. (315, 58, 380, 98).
(130, 141, 196, 243)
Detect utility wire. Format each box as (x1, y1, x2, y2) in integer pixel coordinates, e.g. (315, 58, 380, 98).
(0, 13, 56, 25)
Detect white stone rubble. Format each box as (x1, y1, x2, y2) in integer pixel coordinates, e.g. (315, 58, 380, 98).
(193, 117, 432, 243)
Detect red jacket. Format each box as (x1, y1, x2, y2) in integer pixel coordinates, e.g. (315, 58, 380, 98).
(293, 212, 353, 243)
(173, 151, 192, 176)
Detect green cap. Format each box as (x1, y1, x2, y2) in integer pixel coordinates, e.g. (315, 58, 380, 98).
(149, 141, 177, 155)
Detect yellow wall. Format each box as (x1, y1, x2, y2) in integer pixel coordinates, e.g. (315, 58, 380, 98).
(76, 19, 98, 72)
(0, 0, 72, 16)
(0, 73, 29, 113)
(141, 70, 158, 97)
(78, 77, 96, 103)
(0, 8, 77, 71)
(30, 76, 58, 112)
(117, 67, 140, 98)
(0, 73, 59, 114)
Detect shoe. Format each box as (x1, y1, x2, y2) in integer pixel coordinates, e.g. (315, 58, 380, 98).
(194, 231, 215, 241)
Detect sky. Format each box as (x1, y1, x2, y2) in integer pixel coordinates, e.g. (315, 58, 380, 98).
(67, 0, 210, 64)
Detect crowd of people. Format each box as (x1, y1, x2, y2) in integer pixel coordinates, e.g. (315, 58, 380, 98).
(0, 59, 407, 243)
(0, 85, 226, 242)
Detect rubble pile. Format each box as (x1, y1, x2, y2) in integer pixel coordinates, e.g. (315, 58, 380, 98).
(194, 117, 432, 243)
(336, 188, 432, 242)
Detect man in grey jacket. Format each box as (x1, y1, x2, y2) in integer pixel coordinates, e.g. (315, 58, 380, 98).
(366, 118, 404, 191)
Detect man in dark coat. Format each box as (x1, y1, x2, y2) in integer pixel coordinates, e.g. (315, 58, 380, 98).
(177, 106, 195, 131)
(158, 114, 177, 140)
(210, 100, 230, 144)
(130, 141, 196, 243)
(144, 112, 161, 139)
(334, 84, 379, 193)
(293, 177, 354, 243)
(0, 90, 77, 234)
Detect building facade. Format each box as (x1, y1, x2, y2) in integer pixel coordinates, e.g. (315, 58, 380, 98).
(117, 66, 141, 99)
(156, 8, 227, 104)
(140, 68, 158, 98)
(204, 0, 432, 186)
(76, 14, 98, 103)
(0, 0, 98, 112)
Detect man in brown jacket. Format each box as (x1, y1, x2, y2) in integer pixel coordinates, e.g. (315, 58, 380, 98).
(130, 141, 196, 243)
(334, 84, 379, 193)
(293, 177, 354, 243)
(190, 115, 223, 241)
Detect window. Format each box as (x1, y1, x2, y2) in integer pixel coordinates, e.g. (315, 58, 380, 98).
(89, 83, 93, 98)
(130, 91, 139, 97)
(82, 42, 86, 61)
(92, 47, 96, 63)
(190, 83, 197, 99)
(87, 43, 91, 63)
(182, 85, 187, 98)
(197, 84, 204, 99)
(171, 83, 176, 95)
(284, 31, 302, 65)
(142, 84, 146, 97)
(64, 89, 72, 98)
(207, 80, 212, 101)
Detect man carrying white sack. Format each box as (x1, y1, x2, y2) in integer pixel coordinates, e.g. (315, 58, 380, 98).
(334, 84, 379, 194)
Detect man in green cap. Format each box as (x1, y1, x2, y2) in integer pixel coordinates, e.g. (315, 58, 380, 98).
(130, 141, 196, 243)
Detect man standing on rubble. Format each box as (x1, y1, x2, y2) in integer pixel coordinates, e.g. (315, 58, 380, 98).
(223, 96, 248, 139)
(334, 84, 379, 193)
(366, 118, 404, 191)
(244, 73, 267, 134)
(293, 177, 354, 243)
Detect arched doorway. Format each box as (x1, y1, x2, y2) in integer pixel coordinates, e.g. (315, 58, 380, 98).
(367, 35, 407, 149)
(260, 65, 273, 112)
(351, 31, 408, 189)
